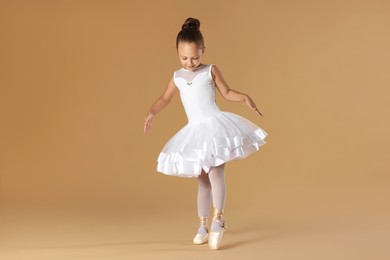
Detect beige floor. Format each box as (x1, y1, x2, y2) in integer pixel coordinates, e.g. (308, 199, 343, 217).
(0, 183, 388, 260)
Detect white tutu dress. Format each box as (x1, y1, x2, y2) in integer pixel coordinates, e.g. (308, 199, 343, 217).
(157, 64, 268, 178)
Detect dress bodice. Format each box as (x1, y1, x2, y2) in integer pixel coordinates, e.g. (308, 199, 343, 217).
(173, 64, 222, 125)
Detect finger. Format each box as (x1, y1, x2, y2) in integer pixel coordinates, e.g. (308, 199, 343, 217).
(255, 108, 262, 115)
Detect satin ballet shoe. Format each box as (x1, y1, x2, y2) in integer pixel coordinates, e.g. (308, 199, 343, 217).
(208, 208, 227, 250)
(193, 230, 209, 244)
(193, 216, 209, 245)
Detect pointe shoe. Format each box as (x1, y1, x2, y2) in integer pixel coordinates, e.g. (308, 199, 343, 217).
(208, 208, 227, 250)
(193, 216, 209, 245)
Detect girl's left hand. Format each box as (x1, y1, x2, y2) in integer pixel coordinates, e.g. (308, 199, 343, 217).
(244, 95, 263, 117)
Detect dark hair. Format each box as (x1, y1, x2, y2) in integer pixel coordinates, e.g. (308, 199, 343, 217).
(176, 17, 205, 50)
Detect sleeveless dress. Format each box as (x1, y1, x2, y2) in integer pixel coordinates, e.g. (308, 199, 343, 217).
(157, 64, 268, 178)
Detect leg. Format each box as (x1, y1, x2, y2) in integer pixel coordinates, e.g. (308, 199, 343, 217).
(208, 163, 227, 249)
(197, 170, 212, 217)
(208, 163, 226, 212)
(196, 170, 212, 234)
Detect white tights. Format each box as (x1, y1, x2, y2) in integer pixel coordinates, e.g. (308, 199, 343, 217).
(197, 163, 226, 217)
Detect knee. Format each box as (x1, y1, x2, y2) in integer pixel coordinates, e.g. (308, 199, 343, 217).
(198, 180, 211, 190)
(209, 163, 226, 176)
(198, 173, 211, 190)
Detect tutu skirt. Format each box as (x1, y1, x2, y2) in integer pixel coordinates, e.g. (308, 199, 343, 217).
(157, 111, 268, 178)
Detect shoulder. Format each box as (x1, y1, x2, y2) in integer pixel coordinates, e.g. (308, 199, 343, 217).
(173, 67, 182, 75)
(173, 67, 183, 80)
(209, 64, 222, 81)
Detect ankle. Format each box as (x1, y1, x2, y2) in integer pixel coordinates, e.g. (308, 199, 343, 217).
(210, 208, 227, 231)
(212, 208, 224, 221)
(199, 215, 209, 227)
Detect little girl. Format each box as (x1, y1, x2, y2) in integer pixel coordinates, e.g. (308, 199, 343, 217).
(144, 17, 268, 250)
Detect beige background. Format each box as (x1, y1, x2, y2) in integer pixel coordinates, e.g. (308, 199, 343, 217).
(0, 0, 389, 259)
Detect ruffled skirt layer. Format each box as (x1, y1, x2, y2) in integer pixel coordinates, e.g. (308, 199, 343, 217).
(156, 111, 268, 178)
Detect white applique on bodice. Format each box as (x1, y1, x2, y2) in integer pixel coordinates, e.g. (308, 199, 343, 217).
(173, 64, 222, 125)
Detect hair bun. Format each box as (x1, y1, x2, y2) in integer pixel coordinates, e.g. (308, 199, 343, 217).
(182, 17, 200, 30)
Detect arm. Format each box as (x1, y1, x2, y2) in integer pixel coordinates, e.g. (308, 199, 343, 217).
(212, 65, 263, 117)
(212, 65, 248, 102)
(144, 75, 177, 134)
(146, 74, 177, 116)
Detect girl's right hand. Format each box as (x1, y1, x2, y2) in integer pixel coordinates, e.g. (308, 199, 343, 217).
(144, 112, 154, 135)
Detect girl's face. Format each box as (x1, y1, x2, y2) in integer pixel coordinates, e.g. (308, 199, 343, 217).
(177, 41, 205, 71)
